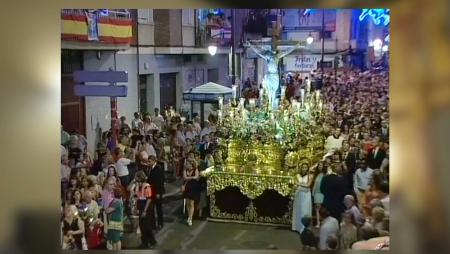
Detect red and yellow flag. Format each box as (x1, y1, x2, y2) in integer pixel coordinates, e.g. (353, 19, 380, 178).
(61, 13, 133, 44)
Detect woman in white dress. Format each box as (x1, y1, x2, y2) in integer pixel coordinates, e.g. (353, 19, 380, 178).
(312, 161, 327, 228)
(292, 163, 314, 233)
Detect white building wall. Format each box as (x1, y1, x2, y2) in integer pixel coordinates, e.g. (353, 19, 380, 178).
(83, 51, 138, 153)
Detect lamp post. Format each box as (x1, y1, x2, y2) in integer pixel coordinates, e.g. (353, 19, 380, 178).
(231, 9, 236, 95)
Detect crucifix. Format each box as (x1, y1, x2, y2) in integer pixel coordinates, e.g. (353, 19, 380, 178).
(245, 10, 306, 110)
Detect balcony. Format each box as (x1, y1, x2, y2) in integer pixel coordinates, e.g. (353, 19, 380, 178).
(61, 9, 133, 49)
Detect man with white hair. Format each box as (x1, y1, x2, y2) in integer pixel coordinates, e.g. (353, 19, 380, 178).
(152, 108, 164, 131)
(344, 195, 365, 225)
(84, 190, 100, 220)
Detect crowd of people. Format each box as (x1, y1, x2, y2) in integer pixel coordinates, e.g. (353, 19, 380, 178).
(61, 105, 220, 250)
(61, 66, 389, 250)
(289, 68, 390, 250)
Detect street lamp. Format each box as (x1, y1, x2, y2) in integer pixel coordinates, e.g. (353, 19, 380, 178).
(306, 33, 314, 44)
(208, 44, 217, 56)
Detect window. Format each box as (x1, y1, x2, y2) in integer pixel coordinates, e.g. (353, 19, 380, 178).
(182, 9, 195, 26)
(61, 50, 83, 74)
(137, 9, 153, 24)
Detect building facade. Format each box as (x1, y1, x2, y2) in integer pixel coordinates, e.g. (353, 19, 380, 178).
(61, 9, 231, 152)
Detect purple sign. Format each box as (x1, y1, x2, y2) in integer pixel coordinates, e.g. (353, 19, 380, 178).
(74, 85, 128, 97)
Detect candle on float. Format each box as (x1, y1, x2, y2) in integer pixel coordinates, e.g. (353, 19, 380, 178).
(239, 98, 245, 112)
(218, 111, 223, 123)
(319, 100, 323, 112)
(218, 96, 224, 110)
(232, 85, 237, 100)
(249, 98, 256, 108)
(259, 88, 264, 100)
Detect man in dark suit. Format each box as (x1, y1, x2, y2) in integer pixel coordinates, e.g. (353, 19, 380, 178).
(379, 120, 389, 142)
(335, 114, 348, 131)
(198, 134, 215, 160)
(367, 137, 386, 170)
(342, 143, 359, 194)
(320, 163, 350, 222)
(147, 155, 165, 230)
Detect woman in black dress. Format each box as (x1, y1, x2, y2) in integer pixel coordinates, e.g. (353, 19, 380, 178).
(62, 205, 85, 250)
(182, 159, 200, 226)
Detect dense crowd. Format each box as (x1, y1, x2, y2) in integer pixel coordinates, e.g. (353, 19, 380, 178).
(61, 106, 220, 250)
(60, 67, 389, 250)
(288, 68, 390, 250)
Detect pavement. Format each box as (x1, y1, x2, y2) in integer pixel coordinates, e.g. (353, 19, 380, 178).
(121, 177, 305, 250)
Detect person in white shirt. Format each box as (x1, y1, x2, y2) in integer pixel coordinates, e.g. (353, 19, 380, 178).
(176, 124, 187, 148)
(137, 136, 157, 158)
(83, 190, 100, 220)
(354, 162, 374, 209)
(131, 112, 143, 130)
(200, 121, 212, 139)
(143, 115, 159, 134)
(318, 207, 340, 250)
(324, 128, 345, 153)
(114, 148, 131, 188)
(152, 108, 165, 131)
(184, 124, 197, 141)
(193, 116, 202, 134)
(305, 77, 311, 94)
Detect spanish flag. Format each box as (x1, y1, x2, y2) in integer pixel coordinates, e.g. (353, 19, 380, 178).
(61, 12, 133, 44)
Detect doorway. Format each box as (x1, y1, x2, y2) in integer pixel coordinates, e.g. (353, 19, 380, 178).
(207, 68, 219, 83)
(139, 75, 147, 113)
(159, 73, 177, 110)
(61, 50, 85, 136)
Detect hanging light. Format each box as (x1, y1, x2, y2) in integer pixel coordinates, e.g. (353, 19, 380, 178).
(306, 33, 314, 44)
(208, 43, 217, 56)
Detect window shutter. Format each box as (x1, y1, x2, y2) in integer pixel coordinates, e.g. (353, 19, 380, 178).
(182, 9, 194, 26)
(138, 9, 153, 24)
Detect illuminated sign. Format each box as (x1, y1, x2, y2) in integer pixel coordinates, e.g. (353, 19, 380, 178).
(359, 9, 390, 26)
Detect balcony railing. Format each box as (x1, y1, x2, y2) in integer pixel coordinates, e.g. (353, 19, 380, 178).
(196, 26, 232, 48)
(62, 9, 130, 19)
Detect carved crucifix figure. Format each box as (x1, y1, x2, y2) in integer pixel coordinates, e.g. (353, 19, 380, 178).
(246, 40, 305, 110)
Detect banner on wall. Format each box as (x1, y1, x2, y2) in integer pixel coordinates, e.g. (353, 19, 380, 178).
(85, 12, 99, 41)
(284, 55, 335, 72)
(282, 9, 336, 31)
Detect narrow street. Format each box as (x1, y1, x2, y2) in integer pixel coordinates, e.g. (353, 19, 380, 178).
(122, 180, 303, 250)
